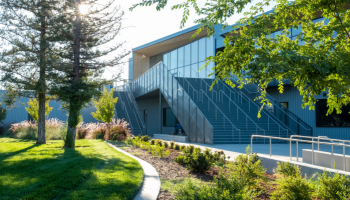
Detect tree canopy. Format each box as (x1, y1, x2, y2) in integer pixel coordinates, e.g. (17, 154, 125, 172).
(131, 0, 350, 115)
(92, 87, 118, 123)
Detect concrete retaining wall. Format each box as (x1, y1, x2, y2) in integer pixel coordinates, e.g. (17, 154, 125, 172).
(303, 149, 350, 172)
(153, 134, 189, 143)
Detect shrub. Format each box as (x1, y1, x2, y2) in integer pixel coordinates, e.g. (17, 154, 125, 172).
(170, 140, 175, 149)
(10, 119, 63, 140)
(151, 146, 170, 157)
(313, 170, 350, 199)
(150, 139, 155, 145)
(117, 134, 126, 141)
(174, 155, 186, 164)
(0, 106, 7, 125)
(141, 135, 150, 142)
(271, 174, 313, 200)
(226, 146, 266, 189)
(155, 139, 162, 146)
(174, 144, 180, 150)
(140, 142, 150, 150)
(76, 129, 88, 140)
(132, 137, 142, 148)
(275, 162, 300, 177)
(180, 145, 186, 151)
(172, 175, 253, 200)
(186, 148, 212, 173)
(182, 145, 194, 154)
(162, 141, 169, 148)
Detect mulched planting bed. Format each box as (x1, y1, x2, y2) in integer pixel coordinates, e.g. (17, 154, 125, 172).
(110, 143, 278, 200)
(122, 147, 221, 200)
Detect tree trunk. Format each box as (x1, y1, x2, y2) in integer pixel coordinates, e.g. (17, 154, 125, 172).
(36, 4, 46, 144)
(66, 0, 82, 148)
(37, 93, 46, 144)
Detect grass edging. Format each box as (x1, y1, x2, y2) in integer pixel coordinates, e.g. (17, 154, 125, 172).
(106, 141, 161, 200)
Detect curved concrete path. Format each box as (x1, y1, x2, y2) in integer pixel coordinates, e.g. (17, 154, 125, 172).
(106, 141, 160, 200)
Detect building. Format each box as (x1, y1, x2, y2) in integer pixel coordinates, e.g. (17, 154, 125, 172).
(116, 13, 350, 144)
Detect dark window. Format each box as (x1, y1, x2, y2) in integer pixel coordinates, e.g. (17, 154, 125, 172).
(316, 99, 350, 127)
(163, 108, 177, 127)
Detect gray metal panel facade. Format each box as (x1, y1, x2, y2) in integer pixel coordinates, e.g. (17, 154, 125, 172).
(267, 87, 350, 140)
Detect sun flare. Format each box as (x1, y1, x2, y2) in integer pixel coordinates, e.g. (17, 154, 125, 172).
(79, 4, 89, 15)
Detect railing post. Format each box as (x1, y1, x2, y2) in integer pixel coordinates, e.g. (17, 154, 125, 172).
(270, 138, 272, 157)
(318, 138, 320, 151)
(296, 140, 299, 162)
(251, 136, 253, 154)
(290, 139, 292, 161)
(312, 138, 314, 165)
(344, 142, 346, 171)
(331, 144, 334, 169)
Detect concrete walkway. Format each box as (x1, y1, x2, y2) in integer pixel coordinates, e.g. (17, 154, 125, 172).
(106, 142, 160, 200)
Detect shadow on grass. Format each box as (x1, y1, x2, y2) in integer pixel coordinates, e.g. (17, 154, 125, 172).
(0, 144, 38, 162)
(0, 146, 142, 200)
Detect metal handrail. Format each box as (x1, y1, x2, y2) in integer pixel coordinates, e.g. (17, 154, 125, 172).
(228, 77, 312, 131)
(115, 88, 133, 129)
(177, 71, 199, 101)
(215, 78, 292, 134)
(189, 67, 266, 134)
(125, 83, 146, 129)
(159, 63, 215, 130)
(176, 70, 240, 133)
(219, 90, 268, 135)
(251, 135, 350, 171)
(238, 90, 289, 135)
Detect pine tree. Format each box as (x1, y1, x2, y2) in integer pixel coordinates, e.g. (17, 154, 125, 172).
(0, 0, 65, 144)
(51, 0, 129, 148)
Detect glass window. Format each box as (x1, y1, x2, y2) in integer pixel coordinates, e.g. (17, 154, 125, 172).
(198, 38, 206, 62)
(199, 61, 206, 78)
(292, 25, 302, 37)
(316, 99, 350, 127)
(163, 108, 177, 127)
(178, 47, 184, 68)
(177, 67, 184, 77)
(191, 41, 198, 64)
(191, 63, 198, 78)
(184, 44, 191, 66)
(184, 65, 191, 78)
(163, 52, 168, 69)
(206, 37, 214, 57)
(171, 50, 177, 70)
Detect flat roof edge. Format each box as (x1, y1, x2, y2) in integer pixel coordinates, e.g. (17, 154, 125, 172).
(132, 24, 201, 52)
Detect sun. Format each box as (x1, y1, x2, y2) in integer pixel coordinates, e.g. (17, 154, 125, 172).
(79, 4, 89, 15)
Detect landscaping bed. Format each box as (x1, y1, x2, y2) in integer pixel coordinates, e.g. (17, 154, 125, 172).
(109, 141, 276, 200)
(110, 137, 350, 200)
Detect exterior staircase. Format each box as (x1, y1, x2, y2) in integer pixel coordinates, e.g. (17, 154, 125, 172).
(116, 61, 312, 144)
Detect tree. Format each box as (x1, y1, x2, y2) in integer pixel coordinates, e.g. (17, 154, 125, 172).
(0, 0, 64, 143)
(51, 0, 128, 148)
(91, 87, 118, 139)
(130, 0, 350, 115)
(0, 106, 7, 124)
(25, 98, 53, 122)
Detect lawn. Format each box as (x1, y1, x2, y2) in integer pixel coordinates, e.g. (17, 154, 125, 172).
(0, 137, 143, 200)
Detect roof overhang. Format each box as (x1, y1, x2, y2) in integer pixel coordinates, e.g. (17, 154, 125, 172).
(133, 25, 208, 57)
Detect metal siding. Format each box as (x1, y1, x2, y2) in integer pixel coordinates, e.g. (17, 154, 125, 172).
(267, 87, 350, 140)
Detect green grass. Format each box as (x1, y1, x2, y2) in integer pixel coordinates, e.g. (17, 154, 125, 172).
(0, 136, 143, 200)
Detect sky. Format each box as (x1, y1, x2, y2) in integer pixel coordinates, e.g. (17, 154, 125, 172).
(109, 0, 277, 82)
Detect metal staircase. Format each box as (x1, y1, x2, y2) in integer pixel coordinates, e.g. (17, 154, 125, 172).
(118, 61, 312, 144)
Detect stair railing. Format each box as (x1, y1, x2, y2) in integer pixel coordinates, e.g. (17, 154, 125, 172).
(215, 79, 293, 136)
(125, 83, 146, 135)
(177, 71, 243, 143)
(228, 76, 312, 136)
(189, 68, 266, 134)
(115, 87, 134, 130)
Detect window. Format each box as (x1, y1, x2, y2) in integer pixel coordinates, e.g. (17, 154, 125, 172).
(316, 99, 350, 127)
(163, 108, 177, 127)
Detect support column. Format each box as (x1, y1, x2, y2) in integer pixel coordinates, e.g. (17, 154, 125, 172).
(159, 90, 162, 134)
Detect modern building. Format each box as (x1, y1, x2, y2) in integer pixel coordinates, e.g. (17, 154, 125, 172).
(115, 12, 350, 144)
